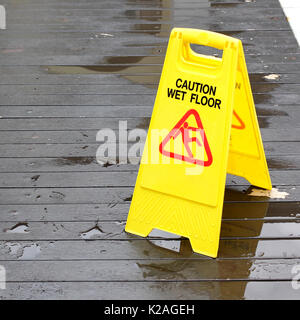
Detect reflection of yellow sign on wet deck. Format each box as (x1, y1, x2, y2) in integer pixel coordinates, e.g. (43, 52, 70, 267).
(125, 28, 272, 258)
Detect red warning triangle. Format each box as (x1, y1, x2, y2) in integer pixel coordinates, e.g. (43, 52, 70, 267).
(159, 109, 213, 167)
(231, 110, 245, 130)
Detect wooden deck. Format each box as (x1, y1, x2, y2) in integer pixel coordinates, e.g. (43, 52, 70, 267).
(0, 0, 300, 299)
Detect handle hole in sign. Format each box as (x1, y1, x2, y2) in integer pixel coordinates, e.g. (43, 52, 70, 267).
(189, 44, 223, 59)
(182, 43, 223, 70)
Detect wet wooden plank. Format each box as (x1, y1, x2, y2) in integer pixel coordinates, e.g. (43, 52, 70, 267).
(5, 18, 290, 32)
(1, 0, 282, 7)
(0, 103, 298, 119)
(0, 141, 299, 158)
(6, 6, 287, 16)
(0, 155, 299, 173)
(0, 30, 295, 43)
(0, 113, 298, 129)
(5, 8, 289, 24)
(1, 218, 300, 241)
(0, 73, 298, 85)
(4, 8, 288, 30)
(0, 105, 297, 118)
(1, 59, 300, 70)
(0, 170, 299, 188)
(0, 185, 297, 205)
(0, 105, 297, 132)
(1, 36, 296, 52)
(1, 65, 300, 77)
(0, 125, 298, 142)
(2, 3, 282, 12)
(2, 40, 296, 54)
(1, 0, 280, 5)
(6, 7, 288, 19)
(1, 237, 300, 260)
(1, 281, 299, 300)
(1, 45, 298, 60)
(3, 24, 291, 35)
(4, 5, 281, 13)
(0, 202, 298, 222)
(1, 44, 298, 60)
(6, 115, 300, 132)
(1, 258, 299, 282)
(1, 83, 300, 96)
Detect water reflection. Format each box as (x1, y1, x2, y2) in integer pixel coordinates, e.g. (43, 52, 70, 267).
(131, 196, 270, 299)
(122, 0, 173, 86)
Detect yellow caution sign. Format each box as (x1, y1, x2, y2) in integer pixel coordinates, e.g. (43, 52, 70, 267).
(125, 28, 272, 258)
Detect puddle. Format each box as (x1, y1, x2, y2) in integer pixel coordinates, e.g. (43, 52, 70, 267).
(223, 202, 269, 220)
(49, 191, 65, 200)
(5, 223, 29, 233)
(96, 156, 125, 167)
(253, 94, 272, 105)
(267, 157, 298, 170)
(5, 242, 22, 255)
(132, 23, 171, 34)
(39, 4, 172, 87)
(224, 202, 300, 220)
(103, 55, 163, 65)
(125, 42, 166, 49)
(9, 210, 18, 215)
(102, 162, 114, 167)
(211, 3, 239, 8)
(125, 9, 172, 18)
(31, 175, 40, 182)
(45, 64, 162, 75)
(136, 260, 187, 280)
(4, 241, 41, 260)
(256, 107, 288, 116)
(248, 187, 289, 199)
(224, 186, 255, 201)
(137, 117, 151, 129)
(251, 83, 281, 94)
(55, 157, 95, 166)
(45, 65, 135, 74)
(80, 225, 104, 239)
(18, 243, 41, 260)
(104, 55, 145, 65)
(257, 117, 270, 128)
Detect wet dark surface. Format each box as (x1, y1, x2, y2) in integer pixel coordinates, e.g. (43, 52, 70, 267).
(0, 0, 300, 300)
(54, 157, 95, 166)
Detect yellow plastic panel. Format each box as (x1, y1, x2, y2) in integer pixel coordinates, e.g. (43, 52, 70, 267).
(228, 42, 272, 190)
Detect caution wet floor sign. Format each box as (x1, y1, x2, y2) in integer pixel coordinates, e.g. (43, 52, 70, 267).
(125, 28, 272, 258)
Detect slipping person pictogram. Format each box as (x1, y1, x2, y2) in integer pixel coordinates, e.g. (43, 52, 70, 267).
(173, 121, 202, 158)
(159, 109, 213, 166)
